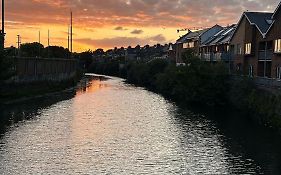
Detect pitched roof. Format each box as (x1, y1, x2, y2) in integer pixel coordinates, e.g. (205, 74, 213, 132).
(244, 12, 273, 34)
(230, 11, 273, 40)
(176, 28, 208, 43)
(201, 24, 236, 46)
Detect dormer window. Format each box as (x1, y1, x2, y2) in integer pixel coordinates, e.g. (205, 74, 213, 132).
(274, 39, 281, 53)
(245, 43, 252, 55)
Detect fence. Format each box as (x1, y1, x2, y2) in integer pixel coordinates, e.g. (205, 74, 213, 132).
(11, 57, 78, 83)
(231, 75, 281, 90)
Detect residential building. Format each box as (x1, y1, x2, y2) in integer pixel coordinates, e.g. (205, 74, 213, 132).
(230, 1, 281, 78)
(200, 24, 236, 64)
(175, 25, 223, 64)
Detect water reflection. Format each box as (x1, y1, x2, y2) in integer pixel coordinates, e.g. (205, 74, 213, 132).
(0, 75, 280, 174)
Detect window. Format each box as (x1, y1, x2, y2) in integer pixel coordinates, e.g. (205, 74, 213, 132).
(236, 44, 242, 55)
(277, 67, 281, 79)
(274, 39, 281, 53)
(248, 65, 253, 77)
(183, 42, 194, 49)
(245, 43, 252, 55)
(189, 42, 194, 48)
(227, 45, 230, 52)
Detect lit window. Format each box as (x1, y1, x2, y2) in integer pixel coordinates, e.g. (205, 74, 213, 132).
(245, 43, 251, 55)
(183, 42, 194, 49)
(274, 39, 281, 53)
(189, 42, 194, 48)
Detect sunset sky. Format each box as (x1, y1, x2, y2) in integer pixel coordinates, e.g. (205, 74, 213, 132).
(3, 0, 281, 52)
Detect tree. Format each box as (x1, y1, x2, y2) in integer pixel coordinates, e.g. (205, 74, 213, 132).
(20, 42, 44, 57)
(79, 50, 93, 69)
(181, 48, 196, 64)
(0, 37, 14, 83)
(43, 46, 69, 58)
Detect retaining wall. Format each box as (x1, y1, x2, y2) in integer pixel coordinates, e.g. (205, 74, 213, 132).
(10, 57, 78, 83)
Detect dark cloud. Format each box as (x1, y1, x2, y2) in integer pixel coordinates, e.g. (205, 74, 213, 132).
(131, 29, 144, 34)
(114, 26, 128, 31)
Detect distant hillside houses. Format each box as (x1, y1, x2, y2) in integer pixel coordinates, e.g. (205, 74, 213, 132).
(93, 44, 175, 63)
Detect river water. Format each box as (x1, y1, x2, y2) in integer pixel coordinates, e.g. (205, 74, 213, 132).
(0, 75, 281, 174)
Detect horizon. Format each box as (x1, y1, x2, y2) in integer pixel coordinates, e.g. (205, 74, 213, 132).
(2, 0, 281, 52)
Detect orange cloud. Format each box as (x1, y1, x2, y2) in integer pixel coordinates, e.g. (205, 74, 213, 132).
(3, 0, 280, 51)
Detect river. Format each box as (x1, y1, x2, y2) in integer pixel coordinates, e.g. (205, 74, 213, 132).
(0, 75, 281, 174)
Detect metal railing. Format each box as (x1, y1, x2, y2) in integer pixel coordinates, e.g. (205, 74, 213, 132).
(201, 52, 232, 62)
(254, 77, 281, 89)
(231, 75, 281, 89)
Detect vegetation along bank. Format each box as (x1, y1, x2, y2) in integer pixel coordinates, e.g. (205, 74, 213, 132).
(89, 50, 281, 132)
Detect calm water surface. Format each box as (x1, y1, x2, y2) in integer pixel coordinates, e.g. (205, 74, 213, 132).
(0, 75, 280, 174)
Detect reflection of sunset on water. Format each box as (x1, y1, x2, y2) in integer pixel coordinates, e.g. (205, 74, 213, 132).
(76, 78, 111, 96)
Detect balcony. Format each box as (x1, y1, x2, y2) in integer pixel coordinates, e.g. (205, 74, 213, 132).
(213, 53, 222, 61)
(202, 53, 212, 61)
(258, 50, 273, 61)
(201, 52, 232, 62)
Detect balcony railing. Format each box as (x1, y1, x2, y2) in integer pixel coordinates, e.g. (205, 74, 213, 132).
(201, 52, 232, 62)
(201, 53, 211, 61)
(213, 53, 222, 61)
(258, 50, 273, 61)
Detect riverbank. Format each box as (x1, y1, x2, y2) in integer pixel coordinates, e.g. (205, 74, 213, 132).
(90, 58, 281, 133)
(0, 72, 83, 105)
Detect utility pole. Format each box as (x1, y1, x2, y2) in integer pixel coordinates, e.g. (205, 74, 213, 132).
(17, 35, 21, 57)
(2, 0, 4, 34)
(38, 30, 41, 57)
(68, 26, 70, 58)
(48, 29, 50, 58)
(39, 30, 41, 44)
(1, 0, 5, 50)
(70, 11, 73, 56)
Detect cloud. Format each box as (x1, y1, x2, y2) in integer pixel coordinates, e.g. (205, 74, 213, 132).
(131, 29, 144, 34)
(114, 26, 128, 31)
(4, 0, 281, 50)
(75, 34, 167, 48)
(5, 0, 281, 28)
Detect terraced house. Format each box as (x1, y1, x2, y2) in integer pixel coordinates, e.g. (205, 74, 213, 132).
(200, 24, 236, 63)
(175, 25, 222, 64)
(230, 2, 281, 79)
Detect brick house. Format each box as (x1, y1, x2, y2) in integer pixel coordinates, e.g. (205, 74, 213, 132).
(230, 1, 281, 79)
(175, 25, 222, 64)
(200, 24, 236, 63)
(263, 2, 281, 79)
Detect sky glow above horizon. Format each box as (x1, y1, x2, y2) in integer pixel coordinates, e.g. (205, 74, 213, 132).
(2, 0, 280, 52)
